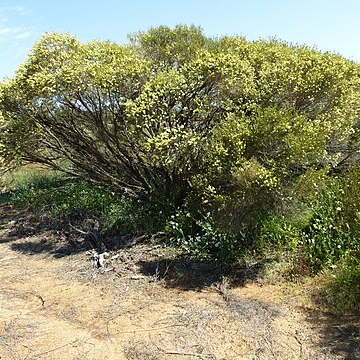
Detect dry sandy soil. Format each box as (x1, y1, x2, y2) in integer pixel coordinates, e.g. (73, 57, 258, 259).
(0, 204, 359, 360)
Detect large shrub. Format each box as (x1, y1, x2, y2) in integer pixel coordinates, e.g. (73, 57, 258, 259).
(1, 26, 360, 261)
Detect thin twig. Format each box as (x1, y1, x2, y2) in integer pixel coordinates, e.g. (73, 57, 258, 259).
(27, 339, 79, 359)
(0, 256, 18, 262)
(294, 334, 303, 357)
(0, 288, 45, 306)
(115, 323, 182, 334)
(35, 294, 45, 306)
(106, 312, 123, 335)
(163, 350, 214, 358)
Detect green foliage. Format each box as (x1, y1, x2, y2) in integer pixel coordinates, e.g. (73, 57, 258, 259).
(252, 175, 360, 276)
(1, 25, 360, 303)
(3, 167, 176, 236)
(167, 209, 240, 262)
(1, 27, 359, 202)
(1, 167, 57, 191)
(256, 214, 301, 254)
(300, 182, 349, 272)
(297, 171, 360, 273)
(108, 191, 178, 236)
(129, 25, 210, 67)
(342, 166, 360, 237)
(323, 247, 360, 314)
(8, 170, 118, 220)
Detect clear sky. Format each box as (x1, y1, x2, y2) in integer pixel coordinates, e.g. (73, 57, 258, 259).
(1, 0, 360, 79)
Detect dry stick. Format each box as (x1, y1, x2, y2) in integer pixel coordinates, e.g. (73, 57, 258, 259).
(33, 294, 45, 306)
(27, 339, 79, 359)
(115, 323, 182, 334)
(26, 330, 92, 360)
(0, 256, 18, 262)
(0, 288, 45, 306)
(163, 350, 214, 358)
(294, 334, 303, 357)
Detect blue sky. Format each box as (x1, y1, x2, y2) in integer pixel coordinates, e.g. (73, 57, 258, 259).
(1, 0, 360, 79)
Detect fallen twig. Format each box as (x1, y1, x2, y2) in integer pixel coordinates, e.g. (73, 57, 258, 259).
(0, 288, 45, 306)
(0, 256, 18, 262)
(115, 323, 182, 334)
(27, 338, 79, 359)
(130, 275, 146, 280)
(294, 334, 303, 357)
(163, 350, 214, 358)
(35, 294, 45, 306)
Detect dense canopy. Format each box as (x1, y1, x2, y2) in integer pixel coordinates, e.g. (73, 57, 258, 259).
(1, 26, 360, 208)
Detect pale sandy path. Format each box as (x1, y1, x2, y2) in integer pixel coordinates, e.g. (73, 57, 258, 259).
(0, 206, 358, 359)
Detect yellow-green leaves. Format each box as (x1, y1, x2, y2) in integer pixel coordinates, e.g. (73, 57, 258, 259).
(129, 25, 209, 68)
(145, 125, 201, 171)
(15, 33, 150, 99)
(0, 26, 360, 201)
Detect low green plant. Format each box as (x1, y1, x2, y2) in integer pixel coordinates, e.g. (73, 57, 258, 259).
(3, 168, 121, 225)
(3, 167, 176, 236)
(107, 192, 176, 236)
(323, 247, 360, 314)
(299, 181, 350, 272)
(256, 214, 301, 254)
(167, 209, 241, 262)
(247, 174, 359, 277)
(0, 166, 61, 191)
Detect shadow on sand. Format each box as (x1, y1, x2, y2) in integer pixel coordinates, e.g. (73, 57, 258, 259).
(1, 203, 359, 359)
(137, 256, 271, 291)
(304, 307, 360, 359)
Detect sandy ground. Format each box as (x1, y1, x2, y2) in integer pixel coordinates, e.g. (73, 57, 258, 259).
(0, 205, 359, 360)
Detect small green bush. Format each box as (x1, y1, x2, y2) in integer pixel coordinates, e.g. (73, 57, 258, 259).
(11, 176, 114, 217)
(256, 214, 301, 254)
(108, 192, 176, 236)
(323, 248, 360, 314)
(4, 168, 176, 236)
(167, 209, 241, 262)
(300, 182, 351, 272)
(4, 169, 122, 227)
(247, 175, 359, 277)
